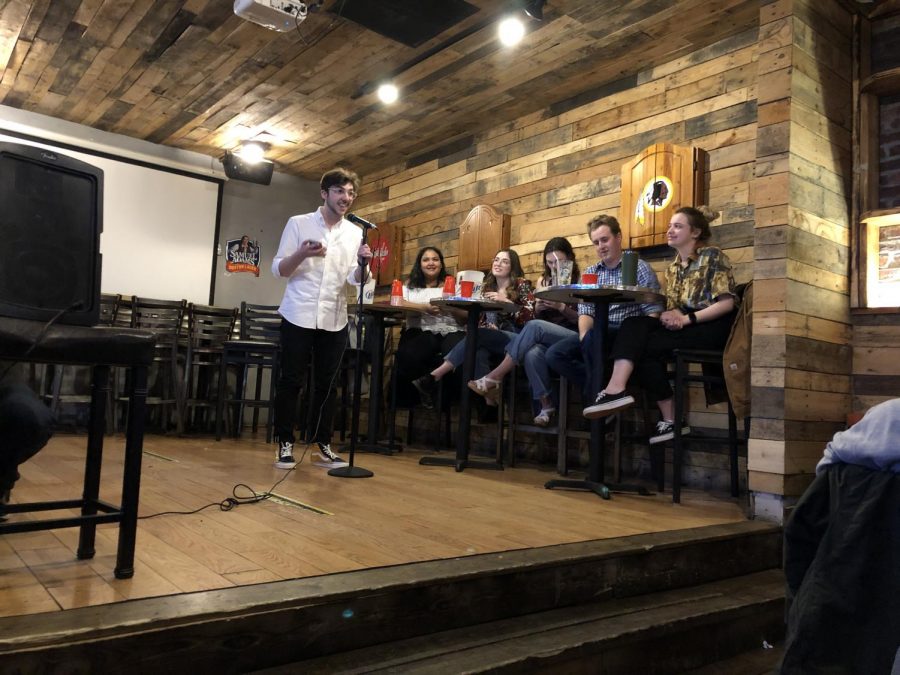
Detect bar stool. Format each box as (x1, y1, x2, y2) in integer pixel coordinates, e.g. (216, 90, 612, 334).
(44, 293, 120, 430)
(215, 302, 281, 443)
(182, 303, 238, 433)
(125, 296, 187, 433)
(668, 348, 742, 503)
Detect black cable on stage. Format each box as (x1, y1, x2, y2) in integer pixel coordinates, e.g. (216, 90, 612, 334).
(138, 446, 309, 519)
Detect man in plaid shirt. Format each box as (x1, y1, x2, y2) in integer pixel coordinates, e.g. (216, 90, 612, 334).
(545, 214, 662, 396)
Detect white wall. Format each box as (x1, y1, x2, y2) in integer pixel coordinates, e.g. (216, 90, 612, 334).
(215, 172, 320, 309)
(0, 105, 319, 306)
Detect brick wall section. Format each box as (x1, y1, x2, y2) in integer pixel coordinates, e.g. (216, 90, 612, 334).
(870, 14, 900, 72)
(879, 95, 900, 210)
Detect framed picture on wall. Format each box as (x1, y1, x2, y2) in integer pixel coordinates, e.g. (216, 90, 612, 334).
(864, 213, 900, 308)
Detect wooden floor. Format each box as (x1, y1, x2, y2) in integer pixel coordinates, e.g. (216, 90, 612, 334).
(0, 434, 747, 619)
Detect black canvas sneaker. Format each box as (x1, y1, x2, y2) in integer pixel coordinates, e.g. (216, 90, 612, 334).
(649, 420, 691, 445)
(314, 443, 349, 468)
(275, 441, 296, 469)
(582, 390, 635, 418)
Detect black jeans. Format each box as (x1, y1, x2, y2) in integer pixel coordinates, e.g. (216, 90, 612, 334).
(0, 384, 54, 502)
(274, 320, 348, 445)
(394, 328, 464, 406)
(611, 313, 736, 402)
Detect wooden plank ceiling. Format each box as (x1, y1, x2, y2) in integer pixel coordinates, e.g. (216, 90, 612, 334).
(0, 0, 882, 180)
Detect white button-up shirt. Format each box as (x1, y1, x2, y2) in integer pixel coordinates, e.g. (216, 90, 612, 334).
(271, 207, 362, 331)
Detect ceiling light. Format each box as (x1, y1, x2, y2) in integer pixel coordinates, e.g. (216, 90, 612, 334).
(377, 83, 399, 104)
(523, 0, 545, 20)
(498, 17, 525, 46)
(237, 142, 266, 163)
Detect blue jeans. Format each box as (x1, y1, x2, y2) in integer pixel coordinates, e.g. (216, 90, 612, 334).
(445, 328, 516, 380)
(545, 327, 619, 398)
(505, 320, 577, 401)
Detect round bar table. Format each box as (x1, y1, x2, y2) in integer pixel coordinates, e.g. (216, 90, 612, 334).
(534, 284, 664, 499)
(419, 297, 517, 472)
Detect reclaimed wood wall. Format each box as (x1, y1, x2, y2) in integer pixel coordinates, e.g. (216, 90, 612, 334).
(748, 0, 854, 504)
(851, 313, 900, 410)
(354, 28, 760, 287)
(354, 0, 871, 515)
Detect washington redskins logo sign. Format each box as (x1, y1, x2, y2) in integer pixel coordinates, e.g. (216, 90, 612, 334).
(633, 176, 674, 226)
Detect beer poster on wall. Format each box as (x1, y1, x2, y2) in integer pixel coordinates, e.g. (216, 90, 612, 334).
(225, 235, 260, 276)
(878, 224, 900, 283)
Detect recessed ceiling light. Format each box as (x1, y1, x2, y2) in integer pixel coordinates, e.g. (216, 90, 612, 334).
(377, 83, 399, 104)
(498, 17, 525, 46)
(238, 142, 266, 163)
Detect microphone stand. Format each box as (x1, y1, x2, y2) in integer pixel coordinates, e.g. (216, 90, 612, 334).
(329, 222, 374, 479)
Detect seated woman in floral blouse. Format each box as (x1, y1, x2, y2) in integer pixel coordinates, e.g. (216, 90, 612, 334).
(412, 249, 534, 408)
(466, 237, 580, 426)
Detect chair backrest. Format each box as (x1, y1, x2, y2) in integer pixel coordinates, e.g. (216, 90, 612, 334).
(99, 293, 120, 326)
(131, 297, 187, 352)
(240, 303, 281, 343)
(113, 295, 134, 328)
(187, 303, 238, 350)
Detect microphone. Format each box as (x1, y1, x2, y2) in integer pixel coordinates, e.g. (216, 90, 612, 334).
(346, 213, 378, 229)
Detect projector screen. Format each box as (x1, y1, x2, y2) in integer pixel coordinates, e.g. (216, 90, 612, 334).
(0, 132, 221, 304)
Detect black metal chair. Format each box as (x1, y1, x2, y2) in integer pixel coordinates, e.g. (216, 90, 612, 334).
(215, 302, 281, 443)
(181, 303, 238, 433)
(656, 284, 749, 503)
(386, 360, 453, 451)
(666, 348, 743, 503)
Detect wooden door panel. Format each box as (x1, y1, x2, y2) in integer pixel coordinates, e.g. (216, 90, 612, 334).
(621, 143, 707, 250)
(458, 204, 510, 272)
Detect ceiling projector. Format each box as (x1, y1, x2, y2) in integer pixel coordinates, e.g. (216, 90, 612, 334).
(233, 0, 308, 32)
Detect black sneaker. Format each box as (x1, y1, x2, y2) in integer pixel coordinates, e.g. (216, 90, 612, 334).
(275, 441, 296, 469)
(314, 443, 348, 468)
(412, 375, 436, 409)
(649, 420, 691, 445)
(583, 390, 635, 418)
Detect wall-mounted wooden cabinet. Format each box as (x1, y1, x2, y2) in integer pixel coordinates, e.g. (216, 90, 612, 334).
(620, 143, 707, 249)
(457, 204, 511, 272)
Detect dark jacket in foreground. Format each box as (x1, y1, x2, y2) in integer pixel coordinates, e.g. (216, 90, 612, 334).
(780, 464, 900, 674)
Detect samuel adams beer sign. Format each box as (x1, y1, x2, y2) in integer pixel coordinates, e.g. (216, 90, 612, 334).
(225, 235, 261, 276)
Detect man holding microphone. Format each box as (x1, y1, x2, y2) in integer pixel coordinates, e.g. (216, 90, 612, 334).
(271, 167, 373, 469)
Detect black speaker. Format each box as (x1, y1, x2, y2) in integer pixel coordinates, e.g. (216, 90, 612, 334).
(0, 142, 103, 326)
(222, 151, 274, 186)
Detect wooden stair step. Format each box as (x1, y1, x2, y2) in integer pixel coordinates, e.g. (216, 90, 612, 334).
(0, 522, 780, 672)
(267, 569, 785, 674)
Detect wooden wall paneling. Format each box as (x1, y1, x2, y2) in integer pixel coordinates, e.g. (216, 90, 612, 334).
(745, 0, 857, 511)
(350, 20, 773, 491)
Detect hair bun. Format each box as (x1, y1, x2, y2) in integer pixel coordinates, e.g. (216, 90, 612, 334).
(697, 205, 720, 224)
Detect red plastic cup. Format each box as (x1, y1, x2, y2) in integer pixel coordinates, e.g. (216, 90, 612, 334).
(442, 276, 456, 297)
(460, 280, 475, 298)
(581, 273, 598, 285)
